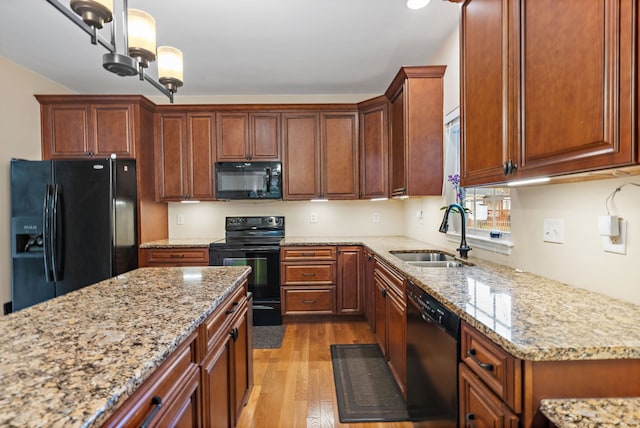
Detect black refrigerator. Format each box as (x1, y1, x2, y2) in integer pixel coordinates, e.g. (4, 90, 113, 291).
(10, 158, 138, 311)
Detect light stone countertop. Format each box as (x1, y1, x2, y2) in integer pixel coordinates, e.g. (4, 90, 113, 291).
(281, 236, 640, 361)
(0, 266, 251, 428)
(139, 238, 222, 248)
(539, 398, 640, 427)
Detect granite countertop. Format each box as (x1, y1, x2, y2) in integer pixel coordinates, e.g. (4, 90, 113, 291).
(0, 266, 251, 428)
(281, 236, 640, 362)
(539, 397, 640, 427)
(139, 238, 222, 248)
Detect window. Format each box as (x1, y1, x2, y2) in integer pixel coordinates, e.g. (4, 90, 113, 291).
(464, 187, 511, 233)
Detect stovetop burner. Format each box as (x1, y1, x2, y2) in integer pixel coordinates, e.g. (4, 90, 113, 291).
(210, 216, 285, 247)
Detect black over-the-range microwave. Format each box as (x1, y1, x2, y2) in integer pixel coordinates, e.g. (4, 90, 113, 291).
(215, 161, 282, 200)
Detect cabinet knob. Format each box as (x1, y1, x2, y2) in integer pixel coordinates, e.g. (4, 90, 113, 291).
(503, 160, 518, 176)
(465, 412, 477, 428)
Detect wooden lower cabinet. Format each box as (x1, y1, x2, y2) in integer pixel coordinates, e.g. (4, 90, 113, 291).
(362, 249, 376, 331)
(139, 247, 209, 267)
(459, 363, 519, 428)
(373, 259, 406, 397)
(104, 281, 251, 428)
(337, 246, 363, 314)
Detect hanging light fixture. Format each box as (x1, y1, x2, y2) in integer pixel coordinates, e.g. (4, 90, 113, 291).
(47, 0, 184, 102)
(158, 46, 184, 94)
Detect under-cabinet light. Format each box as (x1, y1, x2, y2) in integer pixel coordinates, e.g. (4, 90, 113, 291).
(507, 177, 551, 187)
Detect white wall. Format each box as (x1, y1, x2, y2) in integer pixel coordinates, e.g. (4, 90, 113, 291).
(168, 199, 405, 239)
(1, 56, 73, 309)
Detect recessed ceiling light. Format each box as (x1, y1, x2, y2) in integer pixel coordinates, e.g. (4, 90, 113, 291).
(406, 0, 431, 10)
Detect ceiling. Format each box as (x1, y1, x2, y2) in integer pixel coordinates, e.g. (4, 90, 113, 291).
(0, 0, 460, 101)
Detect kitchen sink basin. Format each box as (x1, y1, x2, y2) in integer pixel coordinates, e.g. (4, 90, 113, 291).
(389, 250, 472, 268)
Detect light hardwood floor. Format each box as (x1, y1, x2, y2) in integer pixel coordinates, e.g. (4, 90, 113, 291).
(236, 317, 414, 428)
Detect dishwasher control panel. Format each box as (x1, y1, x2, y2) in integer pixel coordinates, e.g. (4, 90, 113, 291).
(407, 281, 460, 338)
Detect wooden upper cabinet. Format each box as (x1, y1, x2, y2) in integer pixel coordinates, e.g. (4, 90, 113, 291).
(385, 66, 445, 197)
(321, 112, 359, 199)
(282, 113, 321, 200)
(37, 96, 137, 159)
(460, 0, 636, 186)
(358, 97, 389, 200)
(216, 112, 281, 161)
(156, 112, 215, 202)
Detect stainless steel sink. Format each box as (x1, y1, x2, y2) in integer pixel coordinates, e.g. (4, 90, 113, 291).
(389, 250, 472, 267)
(390, 250, 457, 262)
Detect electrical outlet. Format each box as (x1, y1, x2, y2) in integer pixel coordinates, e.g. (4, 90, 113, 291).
(177, 214, 185, 225)
(372, 212, 380, 223)
(543, 218, 564, 244)
(310, 212, 318, 223)
(603, 219, 627, 255)
(3, 301, 12, 315)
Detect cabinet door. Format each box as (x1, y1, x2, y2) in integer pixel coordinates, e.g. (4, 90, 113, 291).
(250, 113, 281, 160)
(282, 113, 321, 200)
(216, 113, 249, 161)
(459, 363, 519, 428)
(160, 371, 201, 428)
(93, 104, 134, 158)
(359, 101, 389, 199)
(188, 113, 215, 200)
(460, 0, 513, 187)
(389, 89, 407, 196)
(374, 275, 388, 357)
(156, 114, 188, 201)
(518, 0, 635, 176)
(337, 246, 362, 314)
(387, 289, 406, 397)
(202, 336, 232, 428)
(362, 251, 376, 331)
(321, 112, 359, 199)
(42, 103, 91, 159)
(231, 310, 250, 426)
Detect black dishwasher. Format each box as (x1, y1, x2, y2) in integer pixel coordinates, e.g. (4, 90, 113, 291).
(406, 280, 460, 427)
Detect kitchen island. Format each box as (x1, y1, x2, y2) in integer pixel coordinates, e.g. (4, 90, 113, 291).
(0, 266, 250, 427)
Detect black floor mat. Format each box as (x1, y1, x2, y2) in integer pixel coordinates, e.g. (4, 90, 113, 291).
(252, 325, 286, 349)
(330, 344, 409, 422)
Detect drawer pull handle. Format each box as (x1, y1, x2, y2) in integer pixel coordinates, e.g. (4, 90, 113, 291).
(301, 252, 316, 257)
(465, 412, 477, 428)
(467, 348, 494, 371)
(140, 395, 163, 428)
(169, 254, 185, 258)
(301, 272, 317, 277)
(302, 300, 317, 304)
(225, 301, 239, 315)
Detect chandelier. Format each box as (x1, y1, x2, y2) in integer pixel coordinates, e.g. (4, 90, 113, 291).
(47, 0, 183, 103)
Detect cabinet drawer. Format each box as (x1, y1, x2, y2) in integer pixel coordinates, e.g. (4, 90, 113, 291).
(281, 262, 336, 285)
(374, 259, 405, 296)
(282, 288, 335, 314)
(461, 321, 521, 412)
(281, 246, 337, 261)
(202, 281, 248, 355)
(142, 248, 209, 267)
(103, 331, 199, 427)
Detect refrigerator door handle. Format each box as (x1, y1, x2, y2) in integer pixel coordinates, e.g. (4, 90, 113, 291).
(43, 184, 54, 282)
(51, 184, 63, 282)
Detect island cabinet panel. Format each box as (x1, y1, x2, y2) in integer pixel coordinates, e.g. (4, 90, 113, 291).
(336, 246, 363, 314)
(358, 96, 389, 199)
(280, 245, 338, 315)
(373, 259, 406, 397)
(139, 247, 209, 267)
(102, 330, 201, 428)
(155, 112, 215, 202)
(459, 0, 636, 187)
(385, 66, 445, 198)
(200, 281, 251, 428)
